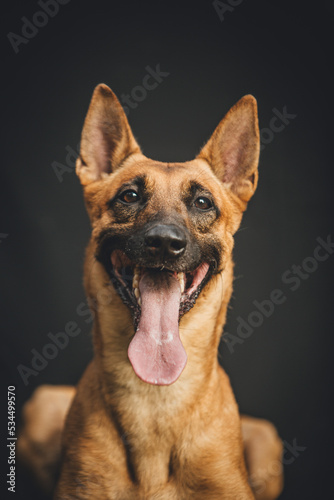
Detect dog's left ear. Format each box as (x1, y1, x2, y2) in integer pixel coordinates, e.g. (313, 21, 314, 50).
(76, 84, 141, 185)
(198, 95, 260, 204)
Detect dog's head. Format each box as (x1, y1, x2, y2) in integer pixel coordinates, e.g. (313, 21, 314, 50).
(76, 84, 260, 386)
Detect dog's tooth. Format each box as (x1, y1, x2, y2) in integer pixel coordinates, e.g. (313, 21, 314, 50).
(134, 288, 140, 300)
(138, 297, 142, 307)
(133, 265, 141, 289)
(133, 279, 139, 289)
(132, 266, 140, 288)
(177, 272, 185, 294)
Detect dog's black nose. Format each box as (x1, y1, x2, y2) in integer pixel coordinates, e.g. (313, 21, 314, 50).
(144, 224, 187, 259)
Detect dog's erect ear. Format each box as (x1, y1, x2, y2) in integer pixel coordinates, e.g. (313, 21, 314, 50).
(76, 84, 141, 185)
(198, 95, 260, 204)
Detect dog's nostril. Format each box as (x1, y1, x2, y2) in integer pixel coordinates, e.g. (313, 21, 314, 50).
(147, 237, 162, 249)
(170, 240, 184, 252)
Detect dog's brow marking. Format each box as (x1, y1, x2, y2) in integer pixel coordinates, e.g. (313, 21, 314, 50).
(188, 180, 212, 194)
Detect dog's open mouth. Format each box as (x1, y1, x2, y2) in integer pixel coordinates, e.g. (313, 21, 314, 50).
(109, 250, 212, 386)
(110, 250, 211, 321)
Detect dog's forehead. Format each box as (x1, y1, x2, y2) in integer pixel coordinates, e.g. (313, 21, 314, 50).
(111, 156, 221, 194)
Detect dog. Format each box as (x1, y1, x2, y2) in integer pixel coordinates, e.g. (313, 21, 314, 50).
(18, 85, 283, 499)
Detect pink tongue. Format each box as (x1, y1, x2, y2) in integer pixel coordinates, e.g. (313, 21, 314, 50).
(128, 271, 187, 385)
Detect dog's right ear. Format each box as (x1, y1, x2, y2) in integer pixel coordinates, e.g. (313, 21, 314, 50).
(76, 84, 141, 185)
(197, 95, 260, 205)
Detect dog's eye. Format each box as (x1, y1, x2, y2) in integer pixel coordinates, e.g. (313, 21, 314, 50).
(194, 197, 213, 211)
(119, 190, 140, 204)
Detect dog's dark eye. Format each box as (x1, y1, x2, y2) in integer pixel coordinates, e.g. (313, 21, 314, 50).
(194, 197, 213, 211)
(119, 190, 140, 204)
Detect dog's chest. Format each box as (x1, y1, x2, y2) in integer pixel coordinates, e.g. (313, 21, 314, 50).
(110, 419, 224, 498)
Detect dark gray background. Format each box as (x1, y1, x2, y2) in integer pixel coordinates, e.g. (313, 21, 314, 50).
(1, 1, 333, 498)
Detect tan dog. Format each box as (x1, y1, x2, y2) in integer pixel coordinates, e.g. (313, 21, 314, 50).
(19, 85, 283, 499)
